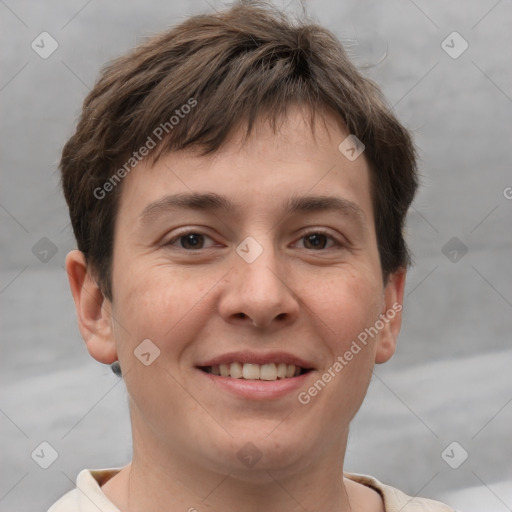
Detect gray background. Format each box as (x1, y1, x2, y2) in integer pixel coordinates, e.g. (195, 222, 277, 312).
(1, 1, 511, 511)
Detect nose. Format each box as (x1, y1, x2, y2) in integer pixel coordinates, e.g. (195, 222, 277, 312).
(217, 243, 300, 329)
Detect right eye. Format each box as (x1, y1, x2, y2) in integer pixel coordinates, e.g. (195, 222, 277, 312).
(166, 231, 216, 250)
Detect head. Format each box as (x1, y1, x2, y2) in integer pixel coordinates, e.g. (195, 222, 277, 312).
(62, 1, 417, 482)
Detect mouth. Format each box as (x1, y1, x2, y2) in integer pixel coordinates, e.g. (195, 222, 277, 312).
(195, 352, 316, 400)
(198, 362, 313, 380)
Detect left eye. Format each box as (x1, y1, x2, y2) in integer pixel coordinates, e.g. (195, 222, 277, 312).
(168, 232, 216, 250)
(296, 232, 338, 250)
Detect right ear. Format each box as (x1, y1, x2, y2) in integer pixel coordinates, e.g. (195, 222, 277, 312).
(65, 250, 118, 364)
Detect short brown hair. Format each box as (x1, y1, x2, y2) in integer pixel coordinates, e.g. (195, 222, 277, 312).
(60, 1, 418, 301)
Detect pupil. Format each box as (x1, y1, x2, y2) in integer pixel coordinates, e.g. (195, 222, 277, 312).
(306, 234, 326, 249)
(181, 233, 203, 249)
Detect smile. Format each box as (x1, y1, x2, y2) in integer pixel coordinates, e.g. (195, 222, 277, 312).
(199, 362, 311, 380)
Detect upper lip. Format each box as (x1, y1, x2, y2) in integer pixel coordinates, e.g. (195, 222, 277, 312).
(197, 351, 316, 369)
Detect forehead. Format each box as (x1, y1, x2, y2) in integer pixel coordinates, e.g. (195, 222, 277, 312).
(116, 107, 374, 228)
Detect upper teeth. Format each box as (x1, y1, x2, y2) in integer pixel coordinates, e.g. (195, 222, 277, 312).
(206, 363, 301, 380)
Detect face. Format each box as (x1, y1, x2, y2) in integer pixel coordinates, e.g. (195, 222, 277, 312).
(71, 107, 404, 480)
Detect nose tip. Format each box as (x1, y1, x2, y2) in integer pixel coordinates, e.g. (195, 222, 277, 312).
(219, 258, 299, 329)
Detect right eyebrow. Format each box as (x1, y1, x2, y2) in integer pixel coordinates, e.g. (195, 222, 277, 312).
(140, 192, 239, 223)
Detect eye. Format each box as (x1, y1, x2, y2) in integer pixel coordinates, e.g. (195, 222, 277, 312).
(296, 231, 339, 250)
(167, 231, 216, 250)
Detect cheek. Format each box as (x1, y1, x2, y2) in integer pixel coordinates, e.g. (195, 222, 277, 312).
(110, 267, 205, 412)
(305, 271, 383, 416)
(306, 269, 383, 352)
(110, 263, 217, 364)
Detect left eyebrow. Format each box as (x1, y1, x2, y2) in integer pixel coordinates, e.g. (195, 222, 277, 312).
(285, 195, 367, 228)
(139, 192, 367, 227)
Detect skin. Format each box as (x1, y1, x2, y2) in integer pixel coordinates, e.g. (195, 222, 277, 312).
(66, 107, 405, 512)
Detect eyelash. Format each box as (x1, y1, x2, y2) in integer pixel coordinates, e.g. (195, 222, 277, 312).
(165, 229, 343, 251)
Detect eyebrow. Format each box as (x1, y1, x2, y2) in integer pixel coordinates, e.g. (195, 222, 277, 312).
(140, 192, 237, 220)
(286, 195, 366, 226)
(140, 192, 366, 226)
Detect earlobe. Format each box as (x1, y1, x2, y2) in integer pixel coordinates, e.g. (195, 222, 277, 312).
(65, 250, 118, 364)
(375, 269, 406, 364)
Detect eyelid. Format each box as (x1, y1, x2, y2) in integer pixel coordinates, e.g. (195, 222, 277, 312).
(293, 228, 345, 249)
(165, 228, 218, 248)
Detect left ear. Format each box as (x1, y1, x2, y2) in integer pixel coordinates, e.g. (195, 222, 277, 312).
(375, 269, 406, 364)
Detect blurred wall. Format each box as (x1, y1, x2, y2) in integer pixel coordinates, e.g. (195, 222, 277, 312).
(1, 1, 511, 510)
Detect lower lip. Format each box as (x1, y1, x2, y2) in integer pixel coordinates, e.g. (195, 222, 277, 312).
(198, 369, 313, 400)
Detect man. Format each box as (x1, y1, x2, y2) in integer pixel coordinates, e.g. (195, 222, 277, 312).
(51, 2, 454, 510)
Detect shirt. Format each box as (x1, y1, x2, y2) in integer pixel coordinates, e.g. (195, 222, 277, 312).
(48, 468, 455, 511)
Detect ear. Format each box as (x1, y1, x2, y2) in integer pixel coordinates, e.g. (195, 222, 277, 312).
(65, 250, 118, 364)
(375, 269, 406, 364)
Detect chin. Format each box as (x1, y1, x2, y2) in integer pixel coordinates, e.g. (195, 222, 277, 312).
(216, 432, 315, 480)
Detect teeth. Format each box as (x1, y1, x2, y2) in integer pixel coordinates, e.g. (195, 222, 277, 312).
(242, 363, 260, 380)
(277, 363, 287, 379)
(205, 362, 305, 380)
(229, 362, 243, 379)
(260, 364, 277, 381)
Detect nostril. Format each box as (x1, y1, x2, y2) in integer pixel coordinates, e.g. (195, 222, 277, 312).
(236, 312, 247, 319)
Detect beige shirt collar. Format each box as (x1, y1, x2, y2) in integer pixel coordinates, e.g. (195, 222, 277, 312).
(49, 468, 455, 512)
